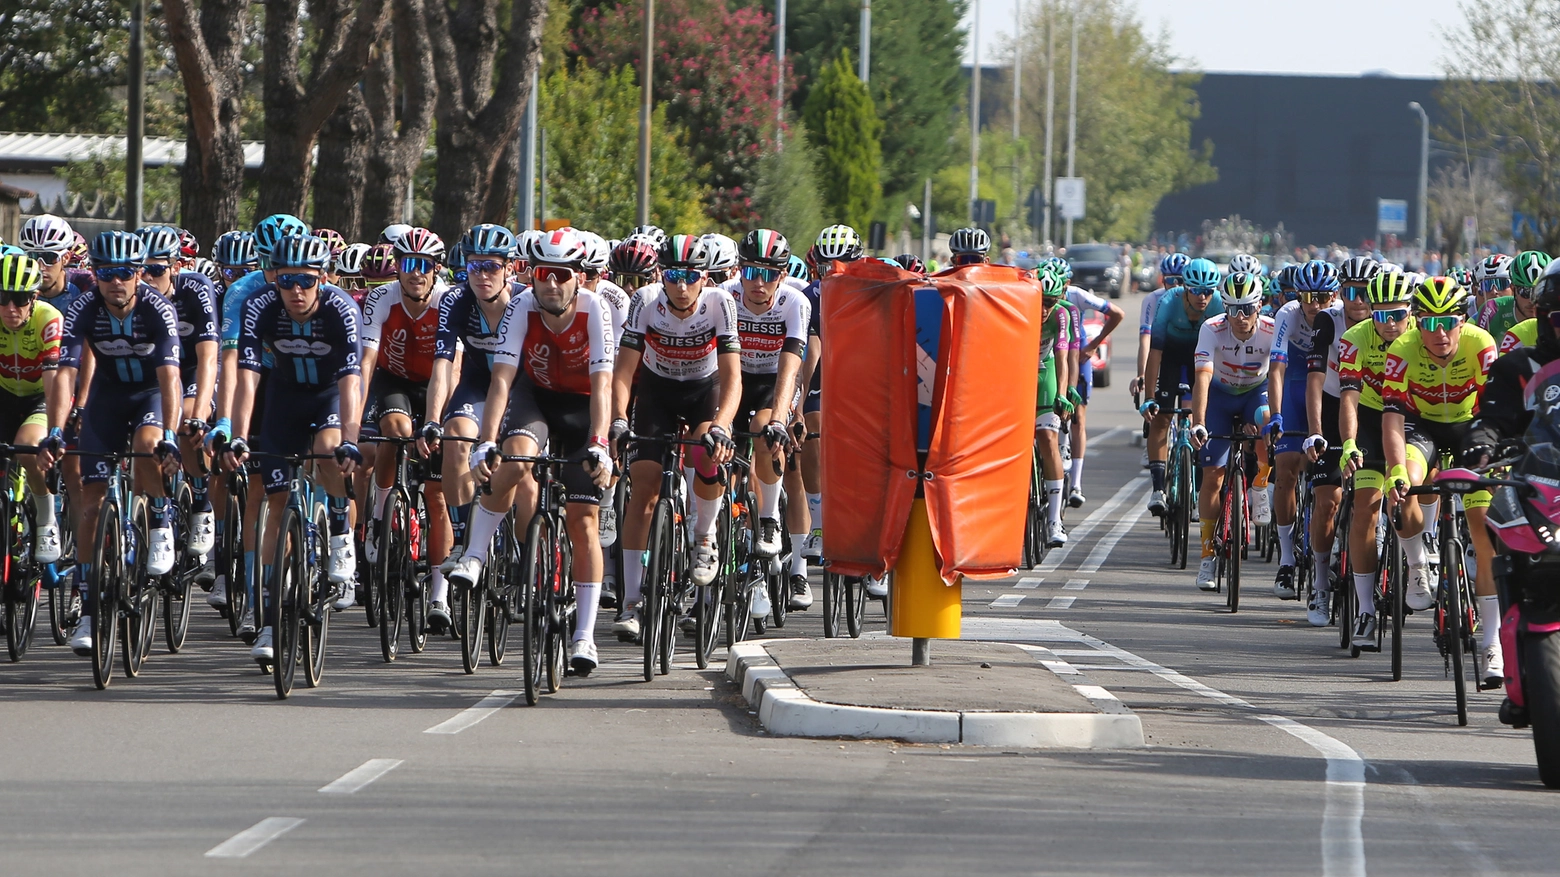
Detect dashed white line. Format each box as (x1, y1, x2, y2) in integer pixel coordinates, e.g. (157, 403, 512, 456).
(1090, 426, 1129, 444)
(1015, 576, 1044, 589)
(1062, 578, 1089, 590)
(1046, 595, 1075, 610)
(205, 817, 305, 859)
(424, 690, 520, 735)
(319, 758, 404, 794)
(1077, 501, 1152, 575)
(1039, 477, 1148, 571)
(989, 594, 1025, 608)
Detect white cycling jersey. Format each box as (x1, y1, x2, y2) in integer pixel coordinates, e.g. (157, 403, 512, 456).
(590, 278, 630, 347)
(619, 283, 741, 381)
(1140, 287, 1170, 334)
(1195, 313, 1277, 393)
(1067, 285, 1111, 315)
(492, 287, 614, 395)
(720, 278, 811, 375)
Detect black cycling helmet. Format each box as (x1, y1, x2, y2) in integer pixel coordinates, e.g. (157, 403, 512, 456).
(1536, 261, 1560, 357)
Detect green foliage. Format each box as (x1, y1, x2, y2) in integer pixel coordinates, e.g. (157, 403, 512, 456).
(538, 64, 707, 236)
(60, 148, 184, 218)
(749, 125, 827, 248)
(802, 52, 883, 232)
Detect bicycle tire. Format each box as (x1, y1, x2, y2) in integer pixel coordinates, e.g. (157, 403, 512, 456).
(489, 517, 515, 667)
(846, 575, 866, 638)
(221, 478, 248, 636)
(1440, 525, 1469, 726)
(4, 492, 38, 662)
(546, 523, 573, 694)
(163, 479, 195, 654)
(272, 506, 303, 698)
(769, 492, 790, 629)
(822, 571, 842, 638)
(122, 499, 156, 679)
(376, 491, 408, 663)
(90, 494, 122, 689)
(658, 505, 681, 677)
(459, 575, 483, 674)
(1175, 444, 1194, 570)
(1225, 455, 1244, 613)
(303, 502, 330, 688)
(1385, 523, 1405, 681)
(47, 566, 73, 646)
(521, 512, 549, 704)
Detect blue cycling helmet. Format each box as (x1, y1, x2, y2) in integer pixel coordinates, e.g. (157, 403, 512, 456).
(1296, 259, 1340, 293)
(461, 223, 517, 258)
(213, 231, 258, 267)
(136, 225, 183, 260)
(786, 254, 809, 281)
(1042, 256, 1074, 282)
(1181, 258, 1222, 291)
(89, 230, 147, 266)
(271, 234, 332, 270)
(0, 244, 24, 258)
(1160, 252, 1190, 278)
(252, 213, 309, 265)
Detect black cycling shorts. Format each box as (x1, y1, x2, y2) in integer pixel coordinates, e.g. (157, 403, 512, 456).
(502, 373, 603, 506)
(629, 370, 717, 467)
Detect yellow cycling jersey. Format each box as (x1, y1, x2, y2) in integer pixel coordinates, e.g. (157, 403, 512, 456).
(1336, 319, 1393, 412)
(1380, 324, 1496, 424)
(1500, 318, 1537, 355)
(0, 300, 62, 397)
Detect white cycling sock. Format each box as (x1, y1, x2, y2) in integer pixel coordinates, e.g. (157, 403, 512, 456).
(694, 493, 721, 540)
(464, 503, 505, 565)
(430, 568, 448, 604)
(1070, 457, 1084, 492)
(1277, 523, 1295, 566)
(623, 558, 644, 606)
(1314, 552, 1330, 592)
(34, 490, 55, 528)
(573, 582, 599, 642)
(373, 483, 391, 520)
(1353, 572, 1376, 613)
(758, 477, 781, 520)
(1423, 500, 1440, 540)
(807, 492, 822, 532)
(790, 534, 807, 576)
(1479, 594, 1502, 650)
(1045, 479, 1064, 526)
(1402, 531, 1426, 568)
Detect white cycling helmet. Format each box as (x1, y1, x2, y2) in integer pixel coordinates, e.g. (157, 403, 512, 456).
(516, 229, 545, 263)
(578, 231, 610, 272)
(379, 223, 413, 246)
(814, 224, 863, 261)
(20, 214, 75, 253)
(335, 242, 372, 275)
(531, 227, 587, 267)
(700, 233, 740, 271)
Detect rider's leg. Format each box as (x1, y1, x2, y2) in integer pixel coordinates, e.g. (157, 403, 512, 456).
(1466, 503, 1501, 652)
(802, 409, 822, 547)
(1312, 482, 1342, 594)
(373, 412, 413, 521)
(1350, 485, 1383, 611)
(1273, 452, 1303, 566)
(1199, 466, 1226, 558)
(440, 413, 480, 552)
(565, 501, 604, 643)
(620, 460, 662, 608)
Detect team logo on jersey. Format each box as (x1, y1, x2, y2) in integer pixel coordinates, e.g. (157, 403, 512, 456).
(274, 338, 335, 357)
(1383, 356, 1408, 380)
(96, 338, 158, 357)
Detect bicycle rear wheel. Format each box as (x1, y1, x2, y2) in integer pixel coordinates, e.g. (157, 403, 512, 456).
(47, 565, 73, 646)
(643, 499, 677, 679)
(122, 500, 156, 679)
(89, 496, 123, 690)
(163, 480, 195, 654)
(376, 491, 409, 663)
(221, 480, 248, 636)
(272, 506, 303, 698)
(303, 504, 331, 688)
(845, 575, 867, 638)
(1444, 529, 1470, 726)
(1385, 523, 1405, 681)
(1225, 458, 1244, 613)
(546, 528, 572, 693)
(521, 513, 549, 704)
(1174, 445, 1194, 570)
(822, 571, 842, 638)
(4, 495, 39, 661)
(488, 514, 515, 667)
(458, 576, 483, 674)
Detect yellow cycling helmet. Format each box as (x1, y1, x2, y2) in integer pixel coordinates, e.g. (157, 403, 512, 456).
(1366, 271, 1414, 307)
(0, 254, 42, 295)
(1411, 275, 1467, 316)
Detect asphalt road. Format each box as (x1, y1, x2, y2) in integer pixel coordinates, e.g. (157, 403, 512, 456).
(1, 293, 1553, 875)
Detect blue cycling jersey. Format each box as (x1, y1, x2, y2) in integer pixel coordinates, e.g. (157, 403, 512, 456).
(238, 285, 362, 387)
(435, 281, 524, 389)
(61, 287, 181, 387)
(164, 271, 220, 372)
(220, 269, 269, 349)
(1150, 287, 1225, 350)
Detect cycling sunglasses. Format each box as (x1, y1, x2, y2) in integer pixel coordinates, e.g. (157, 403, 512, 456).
(1226, 302, 1259, 317)
(1517, 286, 1537, 300)
(94, 266, 139, 282)
(1372, 307, 1410, 324)
(531, 265, 575, 284)
(1184, 287, 1215, 298)
(1417, 314, 1462, 333)
(1480, 278, 1512, 292)
(662, 268, 704, 285)
(741, 265, 782, 283)
(615, 273, 651, 291)
(276, 273, 320, 290)
(1340, 287, 1370, 301)
(466, 259, 506, 275)
(399, 256, 436, 275)
(219, 265, 250, 280)
(0, 289, 37, 307)
(1297, 291, 1335, 304)
(26, 249, 64, 266)
(142, 263, 173, 278)
(365, 278, 394, 288)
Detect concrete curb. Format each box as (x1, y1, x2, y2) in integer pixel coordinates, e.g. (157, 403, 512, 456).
(725, 640, 1144, 748)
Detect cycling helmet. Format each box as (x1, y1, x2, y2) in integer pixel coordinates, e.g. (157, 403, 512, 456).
(313, 228, 348, 257)
(361, 244, 398, 282)
(1473, 253, 1512, 283)
(272, 234, 332, 270)
(392, 227, 446, 261)
(136, 225, 183, 260)
(1295, 259, 1340, 293)
(516, 229, 545, 263)
(1228, 253, 1263, 276)
(447, 242, 468, 273)
(1448, 265, 1474, 288)
(659, 234, 709, 270)
(1039, 270, 1068, 299)
(1365, 271, 1414, 306)
(1536, 264, 1560, 355)
(786, 254, 809, 280)
(630, 225, 667, 248)
(462, 223, 518, 259)
(213, 231, 259, 267)
(1338, 255, 1381, 284)
(194, 257, 222, 285)
(253, 214, 309, 262)
(814, 225, 863, 261)
(379, 223, 413, 245)
(948, 226, 991, 256)
(335, 242, 371, 275)
(1041, 256, 1074, 282)
(18, 214, 74, 253)
(701, 233, 740, 271)
(1181, 257, 1222, 291)
(177, 228, 200, 260)
(67, 232, 88, 266)
(0, 245, 21, 257)
(89, 230, 147, 266)
(1273, 264, 1298, 293)
(893, 253, 926, 274)
(578, 231, 610, 272)
(1511, 250, 1553, 289)
(1412, 276, 1469, 316)
(0, 254, 42, 293)
(531, 227, 587, 267)
(1159, 252, 1190, 279)
(610, 237, 660, 276)
(738, 229, 792, 267)
(1221, 271, 1263, 306)
(804, 246, 822, 278)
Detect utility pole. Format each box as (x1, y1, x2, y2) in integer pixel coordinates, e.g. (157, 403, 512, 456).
(1409, 101, 1430, 255)
(1042, 9, 1054, 247)
(636, 0, 655, 227)
(1012, 0, 1022, 237)
(519, 70, 538, 230)
(1064, 1, 1078, 248)
(126, 0, 145, 230)
(923, 178, 933, 262)
(776, 0, 786, 147)
(860, 0, 871, 82)
(969, 0, 980, 223)
(539, 128, 548, 230)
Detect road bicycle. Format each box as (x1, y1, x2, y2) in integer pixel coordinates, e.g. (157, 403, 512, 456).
(214, 459, 254, 640)
(625, 428, 704, 683)
(0, 443, 44, 662)
(1163, 384, 1195, 570)
(1402, 466, 1484, 726)
(491, 451, 577, 705)
(363, 435, 431, 663)
(1205, 425, 1260, 613)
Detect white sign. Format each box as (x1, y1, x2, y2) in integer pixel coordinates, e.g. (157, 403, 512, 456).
(1464, 215, 1479, 244)
(1055, 177, 1086, 221)
(1377, 199, 1408, 235)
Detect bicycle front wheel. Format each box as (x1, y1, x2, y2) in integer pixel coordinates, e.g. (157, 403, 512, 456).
(89, 496, 123, 689)
(845, 575, 867, 638)
(1225, 459, 1244, 613)
(546, 526, 573, 694)
(304, 503, 331, 688)
(521, 513, 550, 704)
(376, 491, 409, 663)
(1444, 532, 1469, 726)
(822, 571, 842, 638)
(163, 479, 195, 653)
(643, 500, 674, 682)
(1385, 524, 1405, 681)
(272, 506, 304, 698)
(122, 499, 156, 679)
(1174, 445, 1194, 570)
(221, 476, 249, 636)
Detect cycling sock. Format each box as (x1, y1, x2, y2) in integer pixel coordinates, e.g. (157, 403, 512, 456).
(373, 483, 391, 520)
(758, 478, 781, 520)
(1200, 519, 1216, 556)
(328, 495, 350, 536)
(623, 558, 644, 606)
(790, 534, 807, 576)
(464, 503, 505, 565)
(447, 502, 469, 549)
(77, 562, 91, 601)
(430, 569, 448, 604)
(1479, 595, 1501, 650)
(694, 493, 721, 540)
(573, 581, 600, 642)
(244, 550, 257, 598)
(1045, 480, 1064, 526)
(1423, 500, 1440, 540)
(192, 476, 210, 512)
(33, 489, 55, 527)
(1070, 457, 1084, 492)
(1254, 461, 1271, 489)
(1402, 533, 1426, 568)
(807, 493, 821, 532)
(150, 496, 171, 528)
(1353, 572, 1376, 613)
(1149, 461, 1166, 492)
(1314, 552, 1331, 591)
(1277, 523, 1295, 566)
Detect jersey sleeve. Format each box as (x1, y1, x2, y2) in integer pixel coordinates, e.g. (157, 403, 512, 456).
(491, 294, 532, 369)
(1139, 290, 1160, 335)
(1380, 336, 1413, 416)
(59, 294, 92, 369)
(587, 292, 614, 375)
(185, 275, 220, 344)
(148, 295, 182, 369)
(714, 288, 741, 355)
(1477, 298, 1497, 331)
(359, 285, 392, 350)
(325, 291, 363, 381)
(619, 290, 648, 352)
(37, 305, 62, 371)
(435, 290, 462, 362)
(219, 271, 262, 349)
(1307, 317, 1335, 373)
(1149, 293, 1172, 349)
(237, 292, 273, 373)
(1194, 319, 1218, 372)
(1336, 326, 1365, 393)
(782, 291, 810, 358)
(1066, 303, 1084, 351)
(1269, 305, 1292, 364)
(1068, 287, 1111, 314)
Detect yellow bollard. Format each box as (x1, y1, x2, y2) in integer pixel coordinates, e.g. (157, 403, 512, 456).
(889, 498, 961, 638)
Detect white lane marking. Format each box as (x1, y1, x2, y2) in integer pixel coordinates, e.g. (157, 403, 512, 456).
(1073, 684, 1118, 701)
(1038, 477, 1147, 571)
(1090, 426, 1128, 445)
(1015, 576, 1044, 589)
(1062, 578, 1089, 590)
(205, 817, 305, 859)
(989, 594, 1025, 608)
(319, 758, 404, 794)
(1046, 595, 1075, 610)
(1077, 500, 1152, 575)
(424, 690, 520, 735)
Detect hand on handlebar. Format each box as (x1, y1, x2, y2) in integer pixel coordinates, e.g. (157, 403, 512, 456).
(1190, 424, 1209, 448)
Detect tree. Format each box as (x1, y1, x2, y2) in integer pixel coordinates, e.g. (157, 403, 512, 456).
(803, 52, 882, 231)
(61, 149, 184, 216)
(538, 65, 706, 235)
(749, 125, 827, 251)
(425, 0, 549, 243)
(314, 88, 373, 236)
(1428, 157, 1512, 259)
(0, 1, 131, 134)
(574, 0, 787, 228)
(1440, 0, 1560, 253)
(362, 0, 438, 237)
(163, 0, 249, 247)
(255, 0, 393, 218)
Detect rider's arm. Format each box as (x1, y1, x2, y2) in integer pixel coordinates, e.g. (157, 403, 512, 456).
(1266, 359, 1286, 419)
(230, 367, 261, 439)
(425, 357, 454, 432)
(611, 347, 641, 425)
(1469, 351, 1532, 447)
(357, 286, 387, 407)
(1142, 348, 1162, 406)
(1191, 367, 1212, 430)
(192, 340, 218, 420)
(709, 291, 744, 431)
(157, 363, 182, 432)
(585, 292, 615, 442)
(47, 366, 76, 432)
(1382, 410, 1406, 476)
(1089, 302, 1124, 353)
(1305, 369, 1325, 437)
(1339, 389, 1359, 443)
(213, 348, 239, 423)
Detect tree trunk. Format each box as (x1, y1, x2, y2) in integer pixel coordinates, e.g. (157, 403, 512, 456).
(363, 0, 437, 236)
(314, 86, 372, 236)
(163, 0, 247, 245)
(483, 139, 519, 226)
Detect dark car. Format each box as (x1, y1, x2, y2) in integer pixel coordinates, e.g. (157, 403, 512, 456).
(1065, 244, 1124, 298)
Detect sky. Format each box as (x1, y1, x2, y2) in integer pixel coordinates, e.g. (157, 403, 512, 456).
(962, 0, 1465, 78)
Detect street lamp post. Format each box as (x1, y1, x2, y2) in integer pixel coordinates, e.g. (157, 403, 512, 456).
(969, 0, 980, 223)
(126, 0, 145, 230)
(637, 0, 655, 227)
(1409, 101, 1429, 255)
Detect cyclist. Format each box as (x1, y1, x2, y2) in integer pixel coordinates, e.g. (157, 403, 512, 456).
(223, 234, 363, 664)
(702, 233, 740, 285)
(1059, 260, 1124, 507)
(421, 223, 519, 629)
(576, 231, 629, 599)
(335, 242, 371, 299)
(607, 234, 741, 641)
(0, 255, 65, 563)
(799, 225, 862, 566)
(1479, 250, 1550, 343)
(947, 227, 991, 268)
(212, 230, 259, 292)
(1141, 258, 1226, 516)
(1189, 272, 1275, 589)
(1266, 259, 1347, 599)
(1337, 271, 1415, 631)
(1036, 267, 1078, 547)
(1382, 277, 1500, 671)
(41, 231, 183, 656)
(1131, 252, 1188, 403)
(609, 235, 660, 296)
(1471, 253, 1513, 322)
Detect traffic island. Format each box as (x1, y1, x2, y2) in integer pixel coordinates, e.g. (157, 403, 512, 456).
(726, 639, 1144, 748)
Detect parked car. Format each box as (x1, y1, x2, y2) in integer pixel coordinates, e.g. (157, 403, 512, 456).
(1082, 307, 1111, 388)
(1134, 263, 1159, 292)
(1065, 244, 1124, 298)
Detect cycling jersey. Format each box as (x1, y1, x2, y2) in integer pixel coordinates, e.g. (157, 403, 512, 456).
(1381, 325, 1497, 424)
(1061, 300, 1083, 353)
(1337, 320, 1394, 412)
(1139, 286, 1170, 335)
(619, 284, 740, 381)
(1194, 313, 1277, 393)
(38, 280, 86, 328)
(728, 285, 810, 375)
(0, 300, 62, 397)
(1302, 305, 1348, 397)
(361, 281, 448, 382)
(591, 278, 631, 346)
(1269, 300, 1325, 373)
(238, 286, 362, 387)
(219, 269, 270, 350)
(436, 280, 525, 387)
(160, 271, 219, 374)
(1500, 318, 1536, 354)
(61, 287, 180, 386)
(492, 288, 614, 395)
(1479, 295, 1524, 342)
(1039, 302, 1077, 365)
(1067, 285, 1112, 316)
(1150, 288, 1226, 350)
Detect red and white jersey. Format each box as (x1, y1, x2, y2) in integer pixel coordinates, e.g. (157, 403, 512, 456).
(361, 279, 450, 382)
(1194, 313, 1277, 394)
(492, 288, 614, 395)
(719, 278, 810, 375)
(590, 278, 630, 348)
(620, 284, 740, 381)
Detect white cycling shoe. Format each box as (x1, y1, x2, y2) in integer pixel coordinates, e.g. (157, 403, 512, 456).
(1196, 556, 1218, 591)
(34, 524, 61, 564)
(251, 627, 274, 663)
(328, 533, 356, 584)
(147, 527, 175, 576)
(187, 511, 215, 556)
(749, 581, 772, 620)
